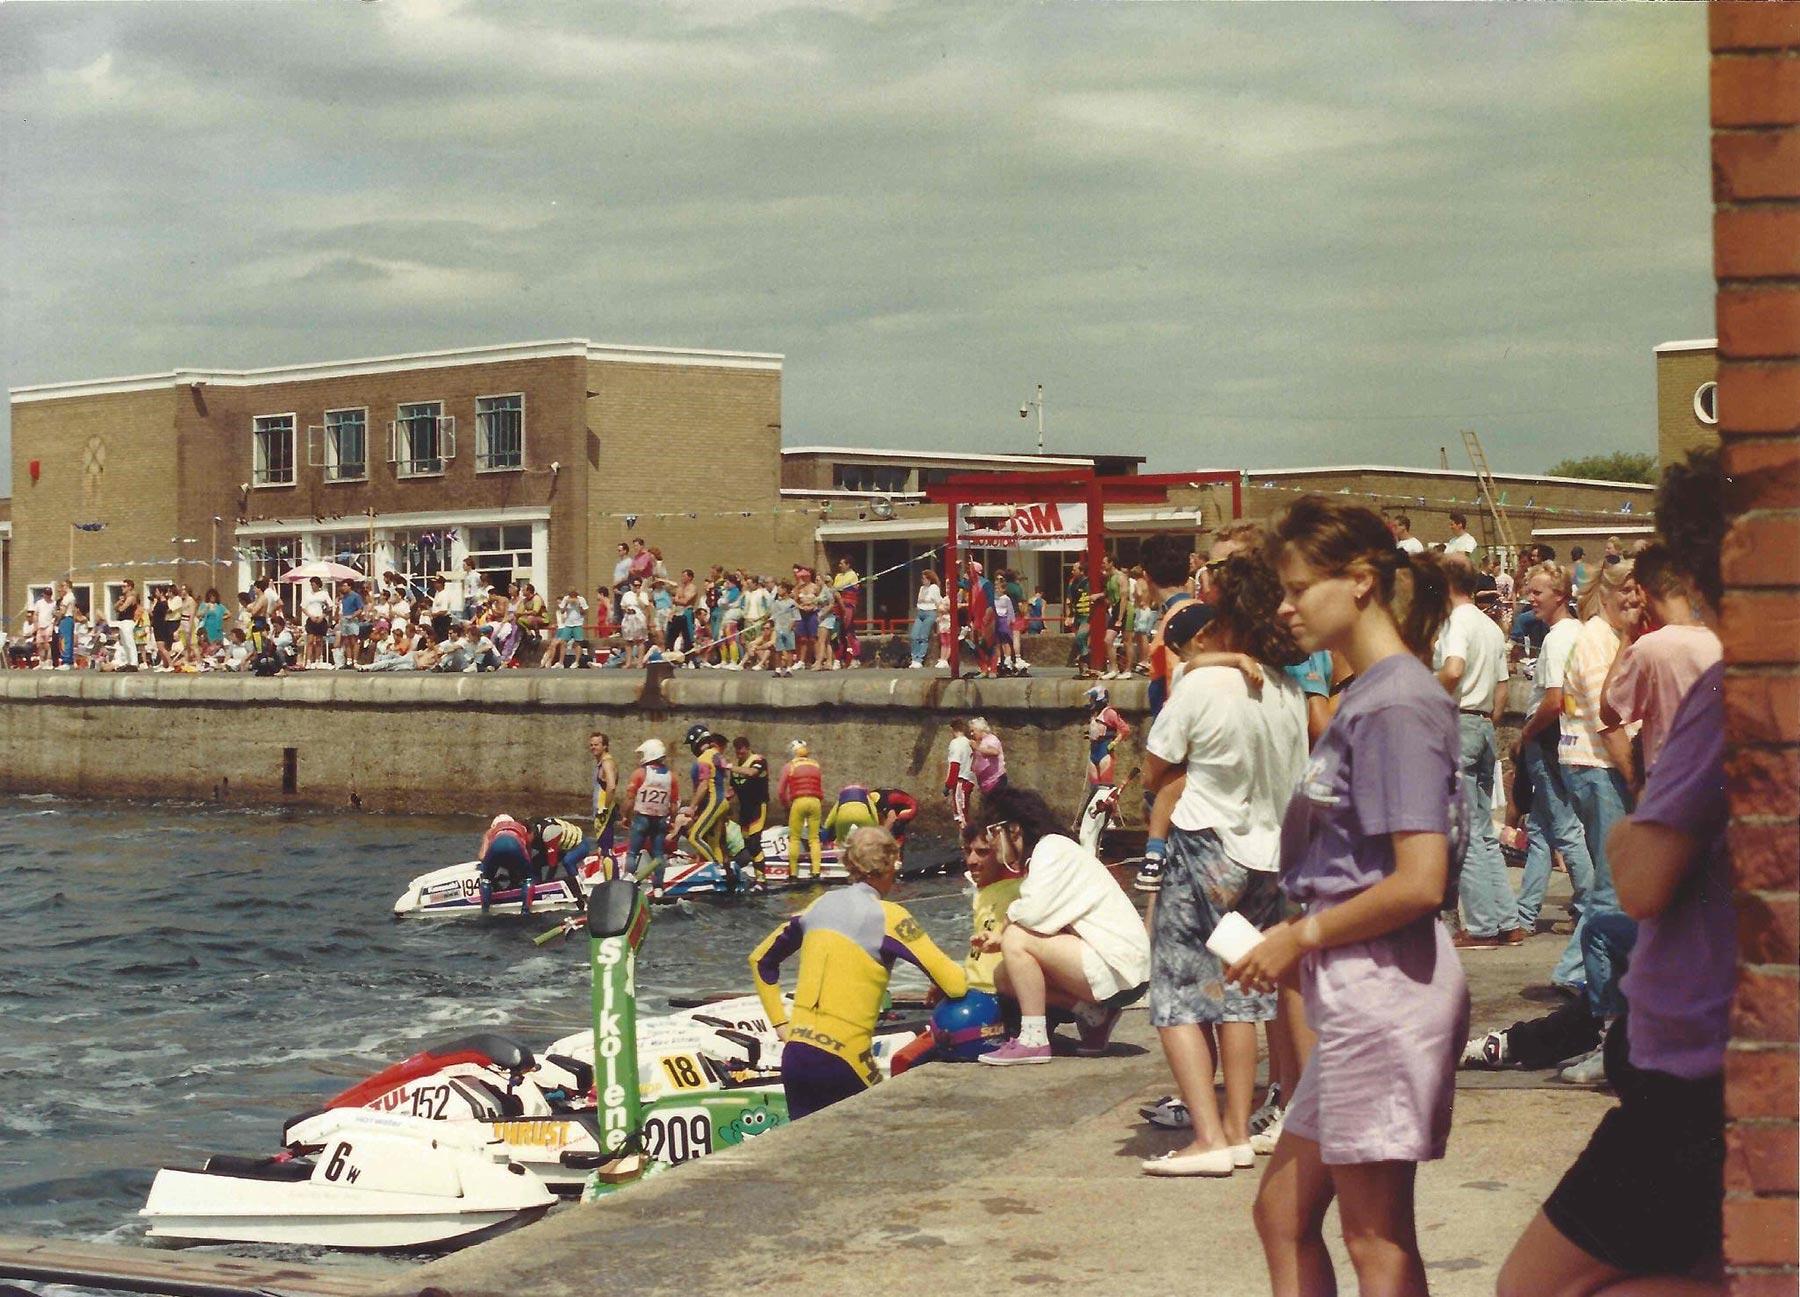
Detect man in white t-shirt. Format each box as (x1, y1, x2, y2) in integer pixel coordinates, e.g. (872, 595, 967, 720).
(30, 590, 57, 666)
(943, 718, 977, 829)
(1512, 562, 1595, 986)
(1443, 511, 1480, 560)
(1434, 555, 1518, 947)
(460, 557, 486, 619)
(1394, 514, 1426, 554)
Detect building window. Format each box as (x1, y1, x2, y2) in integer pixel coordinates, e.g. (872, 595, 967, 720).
(391, 402, 454, 477)
(247, 534, 304, 618)
(391, 528, 455, 597)
(310, 408, 368, 482)
(1694, 381, 1718, 426)
(317, 530, 372, 577)
(476, 394, 524, 472)
(466, 524, 533, 592)
(252, 414, 296, 487)
(833, 464, 910, 493)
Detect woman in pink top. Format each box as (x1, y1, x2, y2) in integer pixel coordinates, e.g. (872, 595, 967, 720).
(1602, 541, 1722, 776)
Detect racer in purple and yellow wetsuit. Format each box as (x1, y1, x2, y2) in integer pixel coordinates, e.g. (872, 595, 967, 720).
(750, 840, 966, 1119)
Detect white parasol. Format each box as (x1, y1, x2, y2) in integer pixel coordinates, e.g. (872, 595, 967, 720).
(278, 561, 365, 584)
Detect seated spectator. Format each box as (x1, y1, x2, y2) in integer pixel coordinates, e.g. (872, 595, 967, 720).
(975, 785, 1150, 1065)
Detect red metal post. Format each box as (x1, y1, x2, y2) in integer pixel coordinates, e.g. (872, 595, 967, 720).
(943, 512, 959, 677)
(1085, 475, 1105, 674)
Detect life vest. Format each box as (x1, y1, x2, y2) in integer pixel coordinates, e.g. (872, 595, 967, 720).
(784, 758, 824, 802)
(635, 766, 674, 817)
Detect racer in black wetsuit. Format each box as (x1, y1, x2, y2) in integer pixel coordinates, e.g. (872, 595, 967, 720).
(730, 736, 771, 880)
(872, 789, 919, 844)
(527, 816, 590, 903)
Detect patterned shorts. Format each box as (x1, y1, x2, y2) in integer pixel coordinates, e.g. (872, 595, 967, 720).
(1150, 827, 1281, 1027)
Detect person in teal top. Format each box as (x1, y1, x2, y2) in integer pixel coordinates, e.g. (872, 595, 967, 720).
(199, 589, 227, 649)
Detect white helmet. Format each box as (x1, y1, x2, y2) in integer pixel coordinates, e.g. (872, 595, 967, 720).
(489, 814, 519, 829)
(788, 739, 809, 758)
(636, 738, 667, 765)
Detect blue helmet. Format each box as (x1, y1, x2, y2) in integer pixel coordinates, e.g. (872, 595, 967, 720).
(930, 990, 1006, 1060)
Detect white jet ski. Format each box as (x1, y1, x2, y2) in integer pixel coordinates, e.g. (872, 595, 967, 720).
(392, 826, 853, 919)
(140, 1110, 554, 1252)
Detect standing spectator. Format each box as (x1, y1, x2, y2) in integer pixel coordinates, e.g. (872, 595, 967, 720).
(198, 588, 227, 652)
(300, 577, 333, 668)
(832, 555, 862, 666)
(1393, 513, 1425, 554)
(544, 588, 588, 668)
(1140, 551, 1308, 1176)
(628, 537, 656, 585)
(1498, 450, 1731, 1297)
(910, 568, 942, 669)
(770, 581, 799, 677)
(1435, 554, 1520, 948)
(611, 542, 632, 591)
(969, 716, 1007, 800)
(1443, 511, 1479, 560)
(427, 575, 455, 644)
(1570, 545, 1590, 591)
(618, 579, 649, 667)
(791, 566, 821, 671)
(1602, 543, 1721, 774)
(54, 581, 79, 669)
(29, 588, 55, 667)
(1026, 585, 1046, 635)
(337, 580, 365, 667)
(149, 584, 177, 669)
(944, 717, 977, 830)
(111, 580, 141, 669)
(1004, 567, 1027, 668)
(458, 556, 485, 620)
(174, 584, 197, 661)
(1227, 496, 1464, 1297)
(1512, 561, 1596, 972)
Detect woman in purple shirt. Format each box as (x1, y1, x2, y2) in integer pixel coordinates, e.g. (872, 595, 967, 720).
(1227, 496, 1467, 1297)
(1500, 449, 1731, 1294)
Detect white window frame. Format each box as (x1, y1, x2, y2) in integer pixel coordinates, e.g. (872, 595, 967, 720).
(389, 402, 455, 479)
(252, 412, 298, 489)
(1694, 381, 1718, 426)
(309, 407, 370, 484)
(474, 392, 525, 474)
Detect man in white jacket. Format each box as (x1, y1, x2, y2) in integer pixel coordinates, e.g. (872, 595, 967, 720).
(975, 786, 1150, 1065)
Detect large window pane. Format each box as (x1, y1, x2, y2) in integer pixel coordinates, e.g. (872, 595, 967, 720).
(396, 402, 443, 476)
(476, 395, 523, 471)
(325, 409, 366, 481)
(253, 415, 295, 486)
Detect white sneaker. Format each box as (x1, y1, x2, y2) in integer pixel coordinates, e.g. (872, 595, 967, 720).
(934, 659, 949, 668)
(1248, 1083, 1284, 1134)
(1138, 1095, 1192, 1130)
(1461, 1030, 1511, 1069)
(1558, 1045, 1609, 1087)
(1249, 1113, 1285, 1155)
(909, 660, 923, 669)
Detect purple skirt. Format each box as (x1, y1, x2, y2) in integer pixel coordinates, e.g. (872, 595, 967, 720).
(1283, 910, 1469, 1165)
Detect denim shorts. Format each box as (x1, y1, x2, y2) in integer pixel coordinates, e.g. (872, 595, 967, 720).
(1149, 827, 1280, 1027)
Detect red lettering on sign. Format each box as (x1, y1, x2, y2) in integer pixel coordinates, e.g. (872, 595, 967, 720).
(1015, 503, 1062, 535)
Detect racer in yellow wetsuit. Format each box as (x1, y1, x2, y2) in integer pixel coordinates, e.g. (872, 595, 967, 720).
(588, 731, 619, 856)
(820, 783, 879, 845)
(749, 833, 966, 1118)
(777, 740, 825, 879)
(681, 725, 731, 867)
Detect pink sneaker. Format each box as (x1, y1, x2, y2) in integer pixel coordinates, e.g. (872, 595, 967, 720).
(979, 1037, 1052, 1066)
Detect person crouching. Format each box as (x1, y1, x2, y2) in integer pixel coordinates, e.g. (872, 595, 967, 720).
(749, 826, 967, 1119)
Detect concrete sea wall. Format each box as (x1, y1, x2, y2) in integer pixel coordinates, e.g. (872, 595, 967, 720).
(0, 670, 1145, 830)
(0, 670, 1532, 830)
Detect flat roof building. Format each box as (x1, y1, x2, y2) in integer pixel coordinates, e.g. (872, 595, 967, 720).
(6, 338, 784, 617)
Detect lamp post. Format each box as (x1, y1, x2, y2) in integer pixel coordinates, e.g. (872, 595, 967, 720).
(1019, 384, 1045, 456)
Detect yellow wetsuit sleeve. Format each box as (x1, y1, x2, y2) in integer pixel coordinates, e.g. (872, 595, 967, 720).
(749, 915, 803, 1028)
(883, 902, 969, 1000)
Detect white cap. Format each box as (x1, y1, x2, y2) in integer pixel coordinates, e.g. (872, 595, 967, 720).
(636, 737, 667, 764)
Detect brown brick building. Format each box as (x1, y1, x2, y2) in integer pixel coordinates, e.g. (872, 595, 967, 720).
(6, 339, 784, 617)
(1655, 337, 1721, 465)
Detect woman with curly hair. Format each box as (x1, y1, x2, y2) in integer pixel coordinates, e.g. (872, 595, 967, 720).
(1139, 550, 1311, 1178)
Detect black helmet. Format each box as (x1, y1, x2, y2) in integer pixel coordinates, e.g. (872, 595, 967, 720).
(684, 723, 712, 753)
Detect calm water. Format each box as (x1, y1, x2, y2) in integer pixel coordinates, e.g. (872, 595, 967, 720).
(0, 794, 969, 1259)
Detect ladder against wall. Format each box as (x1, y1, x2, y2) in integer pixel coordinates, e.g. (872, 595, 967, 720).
(1462, 428, 1518, 565)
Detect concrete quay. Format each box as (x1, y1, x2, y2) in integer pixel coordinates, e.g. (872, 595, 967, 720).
(0, 667, 1534, 832)
(391, 919, 1603, 1297)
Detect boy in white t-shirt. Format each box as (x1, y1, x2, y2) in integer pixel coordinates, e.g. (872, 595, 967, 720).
(943, 718, 977, 829)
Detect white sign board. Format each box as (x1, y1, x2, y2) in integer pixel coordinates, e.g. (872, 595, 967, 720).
(955, 502, 1089, 551)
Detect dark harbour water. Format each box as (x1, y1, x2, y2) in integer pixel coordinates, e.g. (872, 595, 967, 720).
(0, 794, 970, 1284)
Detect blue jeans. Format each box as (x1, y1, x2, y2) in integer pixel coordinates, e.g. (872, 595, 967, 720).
(910, 610, 936, 664)
(1581, 909, 1639, 1021)
(58, 616, 76, 665)
(1564, 763, 1632, 989)
(478, 835, 533, 912)
(626, 813, 669, 884)
(1456, 716, 1518, 937)
(1515, 738, 1595, 989)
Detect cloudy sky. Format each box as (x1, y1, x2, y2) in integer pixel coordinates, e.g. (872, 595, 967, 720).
(0, 1, 1712, 496)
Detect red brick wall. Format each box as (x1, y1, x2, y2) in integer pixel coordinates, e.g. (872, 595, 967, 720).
(1713, 4, 1800, 1291)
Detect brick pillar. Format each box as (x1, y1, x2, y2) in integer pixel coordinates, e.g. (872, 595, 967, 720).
(1712, 4, 1800, 1292)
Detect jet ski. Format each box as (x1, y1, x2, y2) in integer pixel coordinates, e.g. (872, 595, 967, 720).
(392, 826, 852, 919)
(139, 1109, 554, 1252)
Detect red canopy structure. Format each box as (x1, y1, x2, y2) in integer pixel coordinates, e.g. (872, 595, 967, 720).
(923, 469, 1241, 675)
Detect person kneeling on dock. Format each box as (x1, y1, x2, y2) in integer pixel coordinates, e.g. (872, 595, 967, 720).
(975, 786, 1150, 1066)
(749, 826, 968, 1119)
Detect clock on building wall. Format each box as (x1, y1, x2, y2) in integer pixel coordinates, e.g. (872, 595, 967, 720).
(81, 436, 107, 505)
